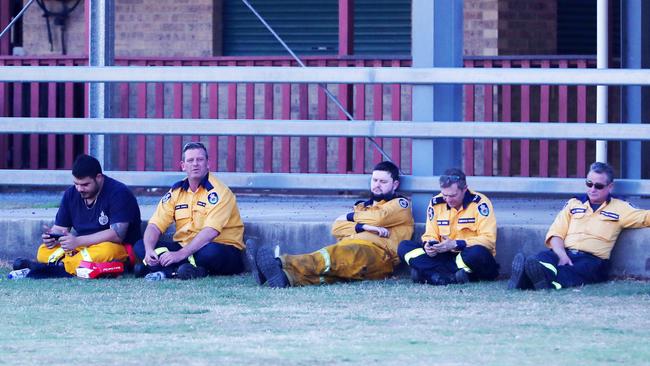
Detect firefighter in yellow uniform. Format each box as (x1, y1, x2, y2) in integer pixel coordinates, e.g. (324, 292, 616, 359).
(398, 168, 498, 285)
(8, 154, 141, 279)
(248, 161, 414, 287)
(509, 162, 650, 290)
(134, 142, 245, 280)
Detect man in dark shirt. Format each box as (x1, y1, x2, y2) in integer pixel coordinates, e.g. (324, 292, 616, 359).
(9, 154, 142, 279)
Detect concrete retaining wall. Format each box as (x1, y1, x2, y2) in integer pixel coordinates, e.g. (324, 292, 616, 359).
(3, 218, 649, 279)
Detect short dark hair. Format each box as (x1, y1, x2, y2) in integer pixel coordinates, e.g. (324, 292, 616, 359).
(182, 141, 209, 161)
(373, 161, 400, 181)
(439, 168, 467, 190)
(72, 154, 102, 179)
(589, 161, 615, 184)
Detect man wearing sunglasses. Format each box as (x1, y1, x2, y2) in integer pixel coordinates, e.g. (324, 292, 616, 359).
(134, 142, 245, 280)
(509, 161, 650, 290)
(397, 168, 499, 285)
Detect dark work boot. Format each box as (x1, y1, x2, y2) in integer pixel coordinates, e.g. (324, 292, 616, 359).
(410, 268, 426, 284)
(176, 263, 208, 280)
(524, 258, 552, 290)
(508, 253, 532, 290)
(256, 245, 289, 288)
(12, 258, 33, 270)
(454, 269, 470, 284)
(133, 262, 149, 278)
(245, 238, 266, 285)
(428, 272, 454, 286)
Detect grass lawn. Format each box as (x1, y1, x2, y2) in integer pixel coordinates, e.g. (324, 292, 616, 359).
(1, 270, 649, 366)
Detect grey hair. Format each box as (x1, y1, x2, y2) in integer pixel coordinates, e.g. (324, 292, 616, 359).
(589, 161, 615, 184)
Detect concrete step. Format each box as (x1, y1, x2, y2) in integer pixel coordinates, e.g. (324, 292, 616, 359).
(1, 194, 649, 278)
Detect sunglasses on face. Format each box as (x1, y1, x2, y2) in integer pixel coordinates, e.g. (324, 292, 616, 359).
(585, 180, 608, 190)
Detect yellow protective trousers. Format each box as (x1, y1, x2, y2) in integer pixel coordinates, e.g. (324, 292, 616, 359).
(36, 241, 129, 275)
(280, 238, 394, 286)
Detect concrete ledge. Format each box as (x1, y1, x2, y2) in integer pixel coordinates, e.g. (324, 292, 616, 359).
(2, 218, 649, 279)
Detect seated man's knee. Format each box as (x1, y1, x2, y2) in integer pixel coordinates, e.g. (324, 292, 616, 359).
(463, 244, 491, 258)
(397, 240, 419, 257)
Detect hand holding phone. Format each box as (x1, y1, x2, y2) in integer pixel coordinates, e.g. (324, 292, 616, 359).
(47, 232, 64, 240)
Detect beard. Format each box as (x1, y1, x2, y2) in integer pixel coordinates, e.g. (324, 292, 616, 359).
(371, 192, 395, 202)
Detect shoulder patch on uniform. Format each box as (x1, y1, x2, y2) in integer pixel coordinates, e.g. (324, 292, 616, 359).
(427, 206, 435, 221)
(161, 191, 172, 203)
(208, 192, 219, 205)
(472, 194, 482, 203)
(398, 198, 409, 208)
(478, 202, 490, 217)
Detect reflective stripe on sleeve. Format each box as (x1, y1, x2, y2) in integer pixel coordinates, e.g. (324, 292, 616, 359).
(403, 248, 425, 265)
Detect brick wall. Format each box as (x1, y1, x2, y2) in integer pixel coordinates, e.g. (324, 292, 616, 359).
(21, 0, 87, 55)
(498, 0, 557, 55)
(21, 0, 215, 57)
(115, 0, 214, 57)
(464, 0, 499, 56)
(20, 1, 559, 58)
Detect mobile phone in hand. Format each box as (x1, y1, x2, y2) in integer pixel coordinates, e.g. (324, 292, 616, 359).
(48, 232, 64, 240)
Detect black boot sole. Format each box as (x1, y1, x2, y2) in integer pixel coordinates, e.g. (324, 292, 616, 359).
(245, 239, 266, 285)
(524, 259, 552, 290)
(256, 245, 289, 288)
(507, 253, 530, 290)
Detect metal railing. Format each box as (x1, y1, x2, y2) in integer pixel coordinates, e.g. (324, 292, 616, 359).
(1, 65, 650, 195)
(0, 56, 411, 173)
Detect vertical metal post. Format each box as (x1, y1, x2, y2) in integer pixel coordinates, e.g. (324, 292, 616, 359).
(411, 0, 463, 221)
(596, 0, 608, 163)
(621, 0, 650, 179)
(88, 0, 114, 167)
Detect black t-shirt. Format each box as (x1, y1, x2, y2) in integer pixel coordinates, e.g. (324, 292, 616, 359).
(55, 176, 142, 245)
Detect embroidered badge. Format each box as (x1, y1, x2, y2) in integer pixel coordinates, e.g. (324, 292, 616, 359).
(162, 192, 171, 203)
(458, 218, 476, 224)
(427, 207, 435, 221)
(478, 203, 490, 217)
(600, 211, 620, 220)
(570, 207, 587, 215)
(208, 192, 219, 205)
(98, 211, 109, 226)
(398, 198, 409, 208)
(437, 220, 450, 226)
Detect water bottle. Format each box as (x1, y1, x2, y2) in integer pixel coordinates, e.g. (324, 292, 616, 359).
(7, 268, 31, 280)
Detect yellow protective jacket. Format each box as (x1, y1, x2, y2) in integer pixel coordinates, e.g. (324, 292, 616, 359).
(331, 196, 414, 264)
(545, 195, 650, 259)
(421, 190, 497, 256)
(148, 173, 245, 250)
